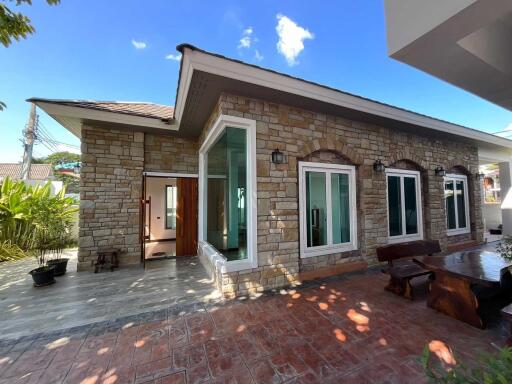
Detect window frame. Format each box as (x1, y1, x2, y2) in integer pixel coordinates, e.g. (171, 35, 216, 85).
(298, 161, 358, 258)
(385, 168, 424, 244)
(198, 114, 257, 273)
(444, 173, 471, 236)
(165, 185, 177, 230)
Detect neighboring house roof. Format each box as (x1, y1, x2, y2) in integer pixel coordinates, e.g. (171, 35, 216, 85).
(27, 99, 174, 121)
(0, 163, 54, 180)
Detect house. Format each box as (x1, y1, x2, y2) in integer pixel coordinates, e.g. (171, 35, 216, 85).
(30, 44, 512, 297)
(0, 163, 64, 194)
(0, 163, 54, 181)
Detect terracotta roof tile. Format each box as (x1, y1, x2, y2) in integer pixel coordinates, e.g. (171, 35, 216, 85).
(0, 164, 54, 180)
(28, 99, 174, 120)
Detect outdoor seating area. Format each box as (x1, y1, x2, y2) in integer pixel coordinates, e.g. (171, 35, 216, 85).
(0, 260, 509, 383)
(0, 245, 511, 384)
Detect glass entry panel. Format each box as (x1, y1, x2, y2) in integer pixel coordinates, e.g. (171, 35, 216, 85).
(404, 177, 418, 235)
(445, 181, 456, 230)
(205, 127, 247, 261)
(387, 175, 402, 237)
(331, 173, 350, 244)
(456, 181, 466, 228)
(306, 171, 327, 247)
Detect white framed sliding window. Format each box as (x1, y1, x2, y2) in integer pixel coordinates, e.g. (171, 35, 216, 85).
(299, 162, 357, 258)
(444, 174, 470, 235)
(386, 168, 423, 243)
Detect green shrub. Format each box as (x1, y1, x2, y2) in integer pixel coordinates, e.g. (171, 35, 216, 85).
(0, 178, 78, 258)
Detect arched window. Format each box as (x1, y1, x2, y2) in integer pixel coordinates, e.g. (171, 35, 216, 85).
(444, 167, 470, 235)
(385, 160, 424, 243)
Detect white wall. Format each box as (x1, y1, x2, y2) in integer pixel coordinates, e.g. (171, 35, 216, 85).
(385, 0, 476, 55)
(146, 177, 176, 241)
(482, 203, 502, 231)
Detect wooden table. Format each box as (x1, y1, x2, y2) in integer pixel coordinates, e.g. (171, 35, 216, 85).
(414, 251, 511, 329)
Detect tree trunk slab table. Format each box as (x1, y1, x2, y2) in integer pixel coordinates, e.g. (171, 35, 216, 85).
(414, 251, 512, 329)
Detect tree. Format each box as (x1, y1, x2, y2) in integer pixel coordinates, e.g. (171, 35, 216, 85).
(0, 0, 60, 47)
(1, 1, 61, 111)
(32, 151, 80, 194)
(43, 151, 80, 165)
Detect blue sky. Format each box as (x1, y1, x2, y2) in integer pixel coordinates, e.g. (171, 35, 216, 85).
(1, 0, 511, 163)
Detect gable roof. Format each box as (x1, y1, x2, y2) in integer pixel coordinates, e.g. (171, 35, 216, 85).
(27, 99, 174, 121)
(0, 164, 54, 180)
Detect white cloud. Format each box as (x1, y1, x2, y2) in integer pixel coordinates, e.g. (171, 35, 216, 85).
(239, 36, 251, 49)
(238, 26, 254, 49)
(254, 49, 264, 62)
(275, 14, 313, 66)
(165, 53, 182, 61)
(131, 39, 147, 49)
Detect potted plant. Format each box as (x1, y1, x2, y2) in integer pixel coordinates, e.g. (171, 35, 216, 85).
(497, 236, 512, 264)
(46, 233, 70, 276)
(28, 232, 55, 287)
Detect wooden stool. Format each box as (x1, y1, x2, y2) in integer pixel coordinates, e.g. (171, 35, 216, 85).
(94, 248, 120, 273)
(501, 303, 512, 346)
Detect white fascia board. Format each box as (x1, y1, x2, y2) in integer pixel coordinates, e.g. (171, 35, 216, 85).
(35, 101, 179, 132)
(175, 47, 512, 151)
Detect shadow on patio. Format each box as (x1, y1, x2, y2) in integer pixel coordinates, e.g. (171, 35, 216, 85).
(0, 263, 509, 383)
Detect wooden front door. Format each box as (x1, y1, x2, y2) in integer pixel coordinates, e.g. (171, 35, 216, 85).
(176, 177, 198, 256)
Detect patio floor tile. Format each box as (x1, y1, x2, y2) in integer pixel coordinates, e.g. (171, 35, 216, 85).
(0, 261, 510, 383)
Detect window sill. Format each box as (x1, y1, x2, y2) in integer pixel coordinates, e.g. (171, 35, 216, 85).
(387, 234, 423, 244)
(447, 229, 470, 236)
(198, 241, 257, 273)
(301, 243, 357, 259)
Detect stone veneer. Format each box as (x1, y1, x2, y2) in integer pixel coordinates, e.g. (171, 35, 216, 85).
(198, 93, 483, 297)
(78, 127, 198, 271)
(79, 125, 144, 270)
(79, 94, 483, 297)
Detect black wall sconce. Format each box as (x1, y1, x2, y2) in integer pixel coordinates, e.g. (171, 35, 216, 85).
(271, 148, 284, 164)
(434, 166, 446, 177)
(373, 160, 385, 172)
(475, 172, 484, 180)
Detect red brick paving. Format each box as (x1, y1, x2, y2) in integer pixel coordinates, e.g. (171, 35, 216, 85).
(0, 272, 509, 383)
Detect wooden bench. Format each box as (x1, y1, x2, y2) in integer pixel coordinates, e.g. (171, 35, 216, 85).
(94, 248, 120, 273)
(376, 240, 441, 300)
(501, 304, 512, 346)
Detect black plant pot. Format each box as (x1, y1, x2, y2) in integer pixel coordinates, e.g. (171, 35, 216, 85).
(46, 258, 69, 276)
(29, 266, 55, 287)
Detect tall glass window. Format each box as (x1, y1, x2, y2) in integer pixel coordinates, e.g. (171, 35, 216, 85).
(165, 185, 177, 229)
(444, 174, 469, 234)
(386, 169, 422, 242)
(205, 127, 247, 261)
(299, 162, 357, 258)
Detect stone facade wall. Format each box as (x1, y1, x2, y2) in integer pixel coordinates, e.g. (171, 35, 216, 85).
(78, 125, 144, 270)
(200, 93, 483, 296)
(144, 133, 198, 174)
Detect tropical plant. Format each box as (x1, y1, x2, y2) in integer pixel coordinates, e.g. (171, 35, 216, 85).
(422, 345, 512, 383)
(0, 177, 77, 258)
(0, 240, 26, 262)
(496, 236, 512, 262)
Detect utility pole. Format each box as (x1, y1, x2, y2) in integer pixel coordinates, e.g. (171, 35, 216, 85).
(21, 103, 38, 180)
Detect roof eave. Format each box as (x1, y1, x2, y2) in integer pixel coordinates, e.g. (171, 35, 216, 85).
(174, 43, 512, 152)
